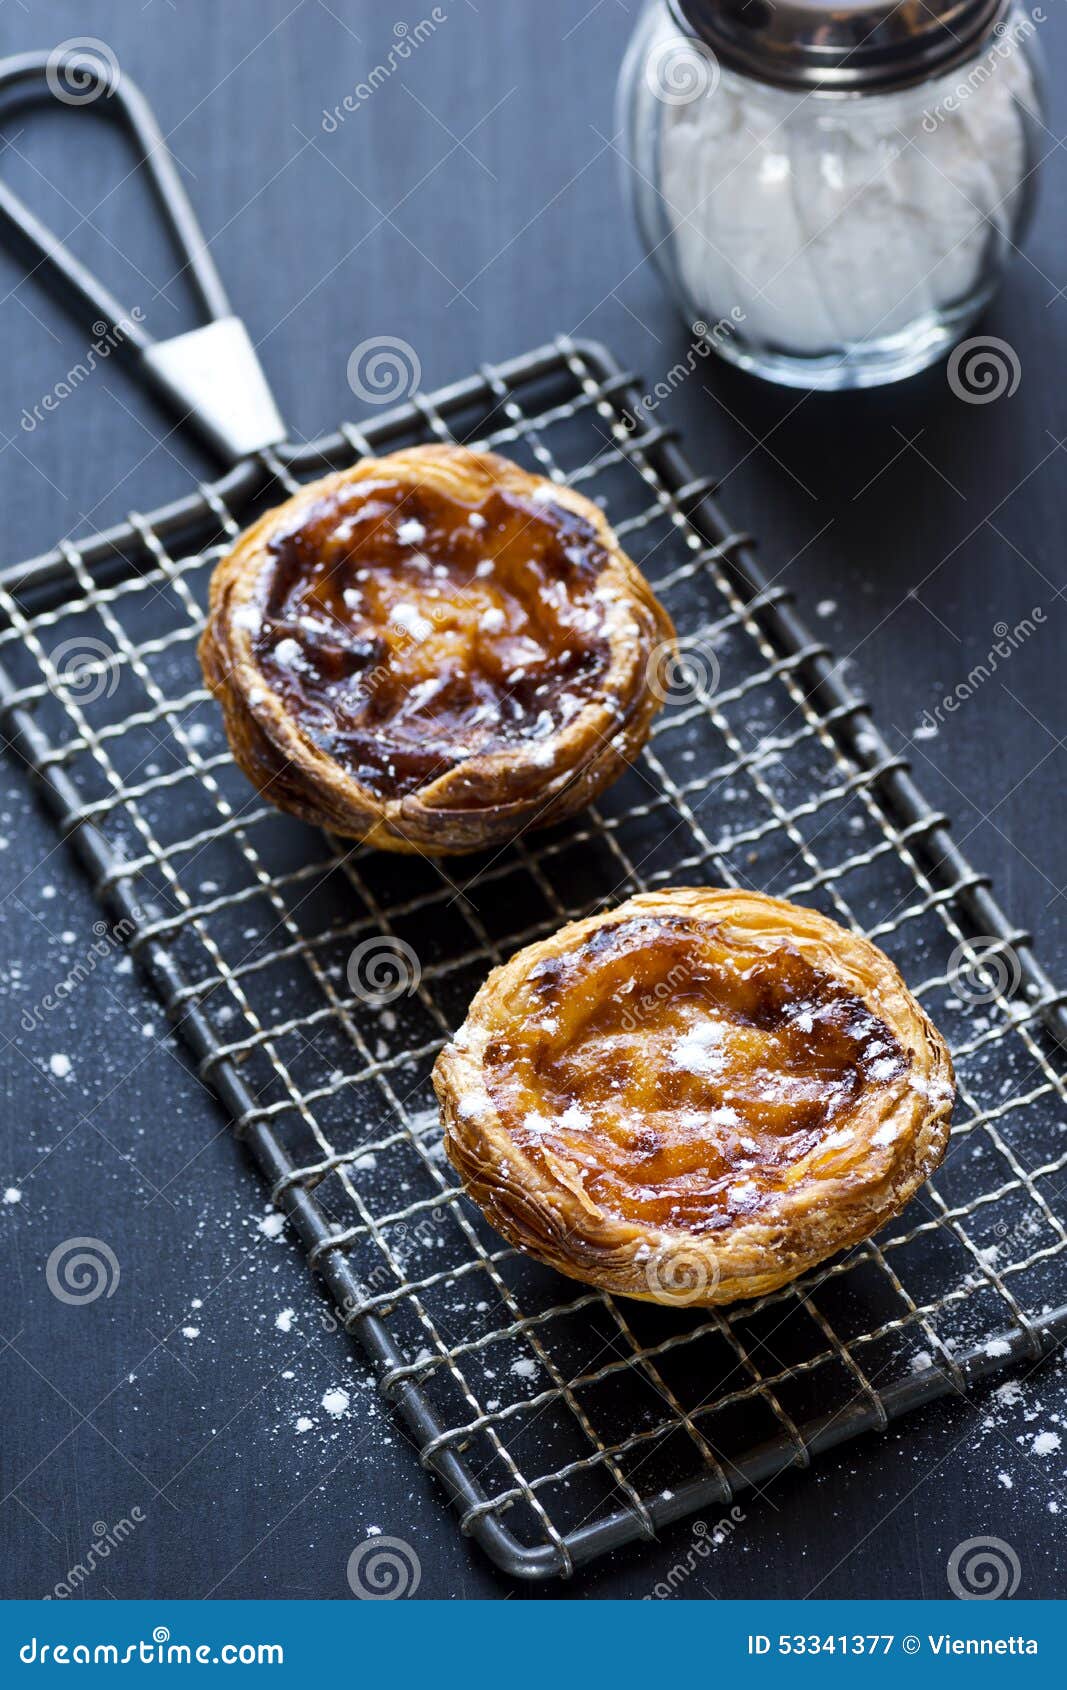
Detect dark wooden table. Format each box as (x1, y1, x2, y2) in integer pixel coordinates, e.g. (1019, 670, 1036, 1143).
(1, 0, 1064, 1600)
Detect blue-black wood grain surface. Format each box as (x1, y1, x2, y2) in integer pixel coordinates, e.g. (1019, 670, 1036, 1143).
(1, 0, 1065, 1600)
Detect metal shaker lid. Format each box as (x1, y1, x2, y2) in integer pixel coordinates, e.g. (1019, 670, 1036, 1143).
(668, 0, 1013, 93)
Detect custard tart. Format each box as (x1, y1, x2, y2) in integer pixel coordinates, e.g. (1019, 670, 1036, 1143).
(435, 889, 954, 1306)
(199, 444, 675, 855)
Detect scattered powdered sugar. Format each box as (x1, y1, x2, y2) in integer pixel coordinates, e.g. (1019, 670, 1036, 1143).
(259, 1212, 286, 1240)
(559, 1103, 591, 1132)
(669, 1021, 724, 1078)
(272, 636, 303, 668)
(511, 1358, 537, 1381)
(823, 1127, 855, 1150)
(391, 602, 434, 642)
(479, 606, 506, 634)
(870, 1057, 901, 1082)
(322, 1388, 350, 1419)
(275, 1308, 295, 1333)
(468, 511, 486, 530)
(706, 1105, 741, 1130)
(48, 1053, 71, 1080)
(3, 1188, 21, 1205)
(1032, 1430, 1062, 1456)
(396, 518, 427, 545)
(872, 1123, 900, 1147)
(728, 1179, 759, 1211)
(995, 1379, 1023, 1407)
(295, 1416, 314, 1434)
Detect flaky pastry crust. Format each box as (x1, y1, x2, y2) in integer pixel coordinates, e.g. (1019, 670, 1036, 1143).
(434, 889, 955, 1306)
(199, 444, 675, 855)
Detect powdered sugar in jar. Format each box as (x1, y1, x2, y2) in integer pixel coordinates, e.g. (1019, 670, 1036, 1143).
(618, 0, 1046, 389)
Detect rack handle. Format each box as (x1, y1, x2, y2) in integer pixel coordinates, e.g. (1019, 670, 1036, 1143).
(0, 47, 286, 463)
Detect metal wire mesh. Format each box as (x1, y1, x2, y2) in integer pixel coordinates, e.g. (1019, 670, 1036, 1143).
(2, 337, 1067, 1581)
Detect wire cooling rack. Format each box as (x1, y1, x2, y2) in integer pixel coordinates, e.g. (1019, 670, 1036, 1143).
(2, 337, 1067, 1581)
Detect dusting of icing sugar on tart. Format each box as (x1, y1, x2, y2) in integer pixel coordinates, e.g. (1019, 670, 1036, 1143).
(199, 445, 676, 855)
(435, 888, 955, 1305)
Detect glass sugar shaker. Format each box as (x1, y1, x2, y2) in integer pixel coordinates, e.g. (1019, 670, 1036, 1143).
(617, 0, 1046, 389)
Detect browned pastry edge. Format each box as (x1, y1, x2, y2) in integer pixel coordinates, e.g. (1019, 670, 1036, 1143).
(434, 889, 955, 1307)
(198, 443, 675, 855)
